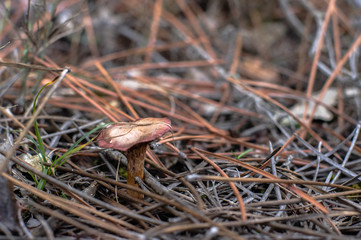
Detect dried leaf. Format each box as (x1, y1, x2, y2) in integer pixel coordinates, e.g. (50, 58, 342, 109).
(19, 153, 51, 172)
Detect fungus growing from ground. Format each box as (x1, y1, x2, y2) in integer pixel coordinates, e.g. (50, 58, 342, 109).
(97, 118, 171, 199)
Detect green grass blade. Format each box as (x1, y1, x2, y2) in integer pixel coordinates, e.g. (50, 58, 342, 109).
(52, 123, 109, 168)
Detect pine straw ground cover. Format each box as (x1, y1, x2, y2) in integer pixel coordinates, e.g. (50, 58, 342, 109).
(1, 0, 361, 239)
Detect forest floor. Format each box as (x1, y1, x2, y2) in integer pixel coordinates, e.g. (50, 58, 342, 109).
(1, 1, 361, 239)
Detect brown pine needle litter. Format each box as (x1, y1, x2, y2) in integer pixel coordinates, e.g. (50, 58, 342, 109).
(1, 1, 361, 239)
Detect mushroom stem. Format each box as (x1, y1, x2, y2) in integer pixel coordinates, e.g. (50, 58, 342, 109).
(126, 142, 148, 199)
(97, 117, 172, 199)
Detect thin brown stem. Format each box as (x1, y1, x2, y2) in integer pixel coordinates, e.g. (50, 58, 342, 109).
(126, 142, 148, 199)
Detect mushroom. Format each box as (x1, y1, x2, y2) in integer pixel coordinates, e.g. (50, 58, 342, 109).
(97, 118, 171, 199)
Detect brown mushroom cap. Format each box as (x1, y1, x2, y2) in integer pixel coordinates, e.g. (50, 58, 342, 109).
(97, 118, 171, 151)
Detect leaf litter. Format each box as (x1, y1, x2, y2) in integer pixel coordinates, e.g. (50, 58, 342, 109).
(0, 0, 361, 239)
